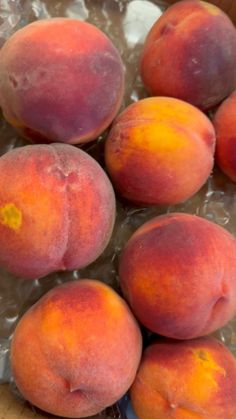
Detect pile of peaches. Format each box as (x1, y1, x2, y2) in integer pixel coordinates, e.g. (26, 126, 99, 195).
(1, 1, 236, 418)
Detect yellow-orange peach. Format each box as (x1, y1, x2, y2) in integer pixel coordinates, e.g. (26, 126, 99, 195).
(130, 337, 236, 419)
(119, 213, 236, 339)
(0, 18, 124, 144)
(11, 279, 142, 418)
(140, 0, 236, 110)
(0, 143, 115, 279)
(213, 91, 236, 182)
(105, 97, 215, 205)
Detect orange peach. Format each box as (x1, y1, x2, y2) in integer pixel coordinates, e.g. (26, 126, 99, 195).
(140, 0, 236, 110)
(0, 143, 115, 279)
(119, 213, 236, 339)
(11, 279, 142, 418)
(130, 337, 236, 419)
(105, 97, 215, 205)
(0, 18, 124, 144)
(213, 91, 236, 182)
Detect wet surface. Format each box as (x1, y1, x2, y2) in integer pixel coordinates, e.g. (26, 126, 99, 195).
(0, 1, 236, 418)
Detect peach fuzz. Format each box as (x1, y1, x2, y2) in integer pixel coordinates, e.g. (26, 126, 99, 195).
(140, 0, 236, 110)
(0, 143, 115, 279)
(213, 91, 236, 182)
(105, 97, 215, 206)
(0, 18, 124, 144)
(130, 337, 236, 419)
(119, 213, 236, 339)
(11, 279, 142, 418)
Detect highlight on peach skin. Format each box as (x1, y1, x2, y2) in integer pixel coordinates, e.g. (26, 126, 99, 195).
(0, 143, 116, 279)
(130, 337, 236, 419)
(0, 18, 124, 144)
(105, 97, 215, 206)
(119, 212, 236, 339)
(140, 0, 236, 110)
(11, 279, 142, 418)
(213, 91, 236, 182)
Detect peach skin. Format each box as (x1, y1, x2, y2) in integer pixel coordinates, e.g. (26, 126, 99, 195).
(105, 97, 215, 205)
(119, 212, 236, 339)
(130, 337, 236, 419)
(140, 0, 236, 110)
(0, 18, 124, 144)
(0, 143, 115, 279)
(213, 91, 236, 182)
(11, 279, 142, 418)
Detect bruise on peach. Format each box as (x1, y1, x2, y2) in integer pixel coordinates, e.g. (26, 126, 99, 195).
(119, 212, 236, 339)
(220, 137, 236, 178)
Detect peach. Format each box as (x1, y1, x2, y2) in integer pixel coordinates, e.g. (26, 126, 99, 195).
(0, 18, 124, 144)
(11, 279, 142, 418)
(213, 91, 236, 182)
(0, 143, 115, 279)
(119, 212, 236, 339)
(105, 97, 215, 205)
(140, 0, 236, 110)
(130, 337, 236, 419)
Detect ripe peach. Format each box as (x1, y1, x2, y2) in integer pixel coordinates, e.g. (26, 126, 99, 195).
(119, 213, 236, 339)
(0, 18, 124, 144)
(11, 279, 142, 418)
(213, 91, 236, 182)
(105, 97, 215, 205)
(140, 0, 236, 110)
(0, 143, 115, 279)
(130, 337, 236, 419)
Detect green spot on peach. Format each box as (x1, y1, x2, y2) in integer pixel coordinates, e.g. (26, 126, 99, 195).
(0, 203, 22, 231)
(200, 1, 220, 16)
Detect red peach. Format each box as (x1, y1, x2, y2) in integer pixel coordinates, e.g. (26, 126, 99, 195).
(105, 97, 215, 205)
(213, 91, 236, 182)
(0, 143, 115, 279)
(119, 212, 236, 339)
(11, 279, 142, 418)
(131, 337, 236, 419)
(0, 18, 124, 144)
(140, 0, 236, 110)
